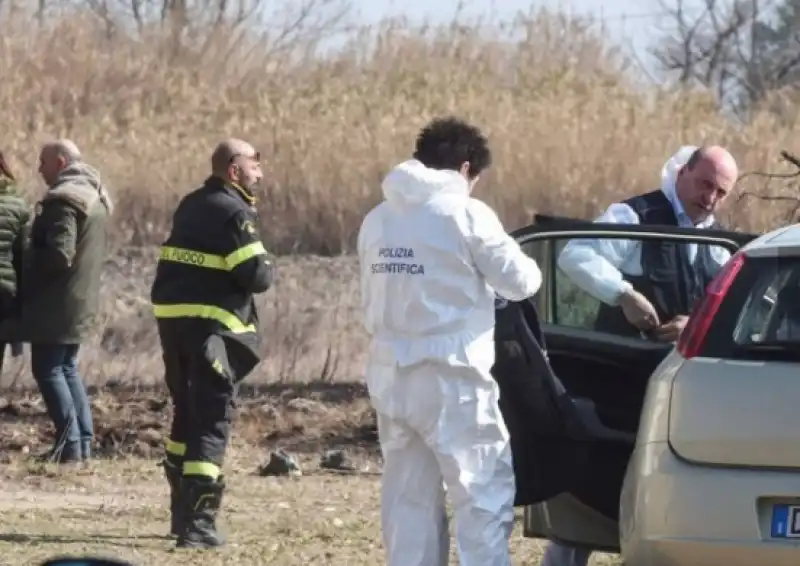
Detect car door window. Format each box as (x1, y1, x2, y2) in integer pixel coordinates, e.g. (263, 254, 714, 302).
(522, 234, 737, 338)
(552, 238, 602, 330)
(731, 258, 800, 344)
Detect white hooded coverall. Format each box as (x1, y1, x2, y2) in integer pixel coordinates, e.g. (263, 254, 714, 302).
(357, 159, 543, 566)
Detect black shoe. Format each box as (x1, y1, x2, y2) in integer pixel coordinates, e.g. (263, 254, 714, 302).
(176, 475, 227, 549)
(162, 459, 184, 537)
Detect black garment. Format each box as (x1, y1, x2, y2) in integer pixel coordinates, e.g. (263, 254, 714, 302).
(159, 317, 238, 548)
(159, 319, 239, 479)
(151, 175, 274, 480)
(162, 456, 184, 537)
(493, 297, 589, 506)
(493, 298, 630, 519)
(594, 189, 722, 336)
(151, 176, 274, 381)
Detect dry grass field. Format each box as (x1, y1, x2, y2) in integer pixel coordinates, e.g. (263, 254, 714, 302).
(0, 0, 797, 563)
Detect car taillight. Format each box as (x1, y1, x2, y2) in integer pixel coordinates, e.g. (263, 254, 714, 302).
(677, 252, 747, 359)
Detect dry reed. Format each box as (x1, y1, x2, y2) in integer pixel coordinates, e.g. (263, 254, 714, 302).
(1, 7, 797, 257)
(0, 5, 798, 388)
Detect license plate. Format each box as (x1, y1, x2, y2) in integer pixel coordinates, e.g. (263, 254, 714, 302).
(771, 504, 800, 538)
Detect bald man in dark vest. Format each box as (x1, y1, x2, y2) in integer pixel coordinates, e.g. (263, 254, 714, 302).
(547, 145, 738, 566)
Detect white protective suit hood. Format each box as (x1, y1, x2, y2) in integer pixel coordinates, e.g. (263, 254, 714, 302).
(660, 145, 698, 202)
(381, 159, 470, 208)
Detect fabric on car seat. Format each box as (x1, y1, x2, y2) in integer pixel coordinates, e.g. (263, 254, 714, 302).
(492, 297, 590, 506)
(492, 297, 633, 519)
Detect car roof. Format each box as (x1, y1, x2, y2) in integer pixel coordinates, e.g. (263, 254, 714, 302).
(742, 223, 800, 257)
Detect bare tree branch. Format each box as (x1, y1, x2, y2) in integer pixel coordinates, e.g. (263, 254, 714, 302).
(129, 0, 145, 33)
(36, 0, 46, 26)
(734, 149, 800, 224)
(651, 0, 784, 113)
(55, 0, 352, 71)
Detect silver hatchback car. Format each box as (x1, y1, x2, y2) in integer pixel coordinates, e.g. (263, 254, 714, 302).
(509, 215, 800, 566)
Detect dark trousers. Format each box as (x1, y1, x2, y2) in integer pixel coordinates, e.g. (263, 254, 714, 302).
(31, 344, 93, 456)
(158, 320, 238, 481)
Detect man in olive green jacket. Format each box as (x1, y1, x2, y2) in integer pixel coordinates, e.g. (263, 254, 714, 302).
(25, 139, 113, 464)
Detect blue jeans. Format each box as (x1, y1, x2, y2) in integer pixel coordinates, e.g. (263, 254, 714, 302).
(540, 542, 591, 566)
(31, 344, 93, 458)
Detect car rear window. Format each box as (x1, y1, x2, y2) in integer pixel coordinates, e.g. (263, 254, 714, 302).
(706, 256, 800, 362)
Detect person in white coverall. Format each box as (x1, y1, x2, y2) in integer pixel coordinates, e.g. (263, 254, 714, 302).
(357, 116, 543, 566)
(542, 144, 738, 566)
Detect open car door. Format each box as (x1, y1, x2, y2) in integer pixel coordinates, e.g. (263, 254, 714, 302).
(495, 214, 757, 553)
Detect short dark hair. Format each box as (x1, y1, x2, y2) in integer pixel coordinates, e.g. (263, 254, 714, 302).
(412, 116, 492, 179)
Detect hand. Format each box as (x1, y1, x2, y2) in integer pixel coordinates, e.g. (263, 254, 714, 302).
(619, 289, 660, 331)
(652, 315, 689, 343)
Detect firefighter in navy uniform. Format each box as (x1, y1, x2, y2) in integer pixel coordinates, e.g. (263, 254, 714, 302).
(150, 139, 274, 549)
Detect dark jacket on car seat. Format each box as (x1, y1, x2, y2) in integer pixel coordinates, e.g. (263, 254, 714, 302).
(492, 297, 631, 519)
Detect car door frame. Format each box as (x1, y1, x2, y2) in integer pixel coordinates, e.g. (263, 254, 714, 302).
(509, 214, 757, 552)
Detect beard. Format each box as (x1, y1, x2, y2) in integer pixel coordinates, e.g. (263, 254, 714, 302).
(239, 178, 260, 194)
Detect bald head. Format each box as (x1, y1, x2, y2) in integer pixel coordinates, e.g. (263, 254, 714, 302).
(211, 139, 256, 176)
(43, 139, 81, 163)
(677, 145, 738, 224)
(211, 138, 263, 193)
(39, 139, 82, 186)
(687, 145, 738, 179)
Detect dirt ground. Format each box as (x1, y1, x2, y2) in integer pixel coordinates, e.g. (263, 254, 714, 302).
(0, 459, 602, 566)
(0, 405, 622, 566)
(0, 386, 623, 566)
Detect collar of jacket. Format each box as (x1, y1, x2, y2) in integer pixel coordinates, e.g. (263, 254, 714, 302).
(206, 175, 257, 208)
(0, 177, 15, 195)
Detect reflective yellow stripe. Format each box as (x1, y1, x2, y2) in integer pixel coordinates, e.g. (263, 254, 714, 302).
(165, 439, 186, 457)
(225, 241, 267, 269)
(152, 303, 256, 334)
(183, 461, 221, 480)
(159, 246, 228, 270)
(159, 242, 267, 271)
(211, 358, 227, 377)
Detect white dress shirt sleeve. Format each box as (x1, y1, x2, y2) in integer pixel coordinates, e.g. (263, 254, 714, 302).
(556, 203, 641, 305)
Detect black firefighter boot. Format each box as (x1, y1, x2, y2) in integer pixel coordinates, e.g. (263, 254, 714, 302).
(162, 458, 185, 537)
(176, 475, 227, 549)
